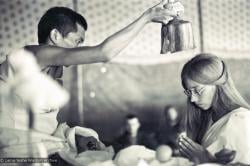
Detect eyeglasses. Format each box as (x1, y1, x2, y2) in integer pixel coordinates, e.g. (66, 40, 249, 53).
(184, 86, 206, 97)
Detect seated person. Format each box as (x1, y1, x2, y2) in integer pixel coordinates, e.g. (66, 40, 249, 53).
(112, 114, 141, 153)
(156, 105, 184, 156)
(178, 54, 250, 164)
(112, 114, 159, 153)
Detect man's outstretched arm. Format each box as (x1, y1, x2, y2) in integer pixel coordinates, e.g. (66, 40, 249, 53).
(25, 3, 179, 67)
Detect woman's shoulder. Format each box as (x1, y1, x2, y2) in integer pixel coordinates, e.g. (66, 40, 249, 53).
(231, 107, 250, 114)
(217, 107, 250, 138)
(227, 107, 250, 123)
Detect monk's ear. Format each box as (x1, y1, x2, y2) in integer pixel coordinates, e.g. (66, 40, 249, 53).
(49, 29, 64, 45)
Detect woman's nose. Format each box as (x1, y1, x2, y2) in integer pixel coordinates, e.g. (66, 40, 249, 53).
(190, 94, 198, 103)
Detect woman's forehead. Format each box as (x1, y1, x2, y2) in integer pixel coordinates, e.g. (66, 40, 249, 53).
(183, 78, 203, 89)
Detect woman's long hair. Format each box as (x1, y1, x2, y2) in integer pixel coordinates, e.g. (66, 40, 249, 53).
(181, 54, 250, 143)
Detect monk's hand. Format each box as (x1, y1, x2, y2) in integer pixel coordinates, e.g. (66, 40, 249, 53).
(144, 0, 184, 24)
(214, 148, 236, 164)
(178, 135, 214, 163)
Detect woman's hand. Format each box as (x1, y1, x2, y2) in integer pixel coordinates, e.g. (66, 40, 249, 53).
(214, 148, 236, 164)
(178, 135, 215, 163)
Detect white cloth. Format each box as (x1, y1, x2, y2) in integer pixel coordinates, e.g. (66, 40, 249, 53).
(14, 108, 59, 134)
(54, 123, 114, 166)
(53, 123, 100, 152)
(148, 157, 193, 166)
(0, 127, 67, 157)
(1, 79, 59, 134)
(87, 160, 115, 166)
(7, 48, 69, 113)
(201, 107, 250, 164)
(114, 145, 193, 166)
(0, 48, 69, 134)
(114, 145, 155, 166)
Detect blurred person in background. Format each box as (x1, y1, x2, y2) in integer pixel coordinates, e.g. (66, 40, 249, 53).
(156, 105, 184, 156)
(112, 114, 141, 153)
(178, 54, 250, 165)
(113, 113, 160, 154)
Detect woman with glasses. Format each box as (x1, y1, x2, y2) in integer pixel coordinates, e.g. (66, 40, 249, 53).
(178, 53, 250, 164)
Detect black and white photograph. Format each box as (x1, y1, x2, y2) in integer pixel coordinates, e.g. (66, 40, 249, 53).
(0, 0, 250, 165)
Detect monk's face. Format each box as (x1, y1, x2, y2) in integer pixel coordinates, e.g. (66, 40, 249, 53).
(55, 23, 85, 48)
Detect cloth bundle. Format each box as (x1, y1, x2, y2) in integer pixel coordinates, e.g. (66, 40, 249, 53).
(54, 123, 114, 166)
